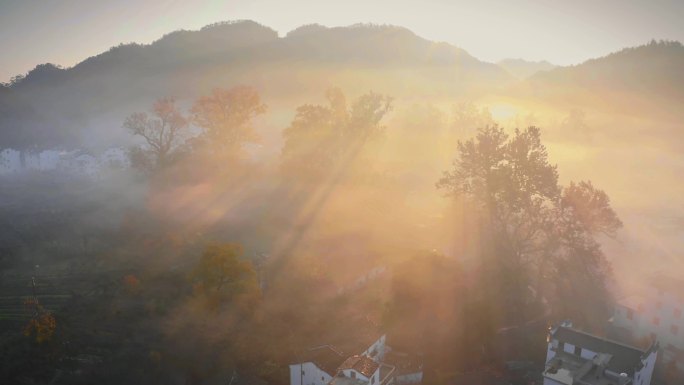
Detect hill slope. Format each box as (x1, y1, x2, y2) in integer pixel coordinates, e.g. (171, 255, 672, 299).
(497, 58, 556, 79)
(0, 20, 512, 150)
(522, 40, 684, 113)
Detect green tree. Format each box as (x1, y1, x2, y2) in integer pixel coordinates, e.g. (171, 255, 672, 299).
(190, 243, 257, 300)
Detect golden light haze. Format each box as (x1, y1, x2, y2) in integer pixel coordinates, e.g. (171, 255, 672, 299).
(1, 10, 684, 385)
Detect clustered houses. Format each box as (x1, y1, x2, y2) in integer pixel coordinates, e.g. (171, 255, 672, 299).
(611, 274, 684, 372)
(0, 147, 129, 176)
(543, 321, 658, 385)
(290, 335, 423, 385)
(331, 355, 388, 385)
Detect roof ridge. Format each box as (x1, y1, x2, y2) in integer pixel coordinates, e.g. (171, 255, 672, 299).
(557, 326, 645, 354)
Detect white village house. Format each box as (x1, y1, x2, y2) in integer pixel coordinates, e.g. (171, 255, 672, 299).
(0, 148, 62, 173)
(543, 321, 658, 385)
(290, 334, 421, 385)
(611, 273, 684, 371)
(330, 354, 388, 385)
(291, 345, 346, 385)
(0, 147, 130, 177)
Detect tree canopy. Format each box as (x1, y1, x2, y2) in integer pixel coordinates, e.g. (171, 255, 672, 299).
(190, 243, 257, 300)
(281, 88, 392, 178)
(191, 86, 267, 157)
(438, 125, 621, 328)
(124, 97, 188, 170)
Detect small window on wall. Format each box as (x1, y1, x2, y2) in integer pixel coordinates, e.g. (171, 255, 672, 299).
(574, 345, 581, 356)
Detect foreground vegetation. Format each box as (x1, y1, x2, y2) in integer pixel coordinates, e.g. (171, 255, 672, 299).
(2, 85, 679, 385)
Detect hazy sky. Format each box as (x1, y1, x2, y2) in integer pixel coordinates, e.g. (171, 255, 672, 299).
(1, 0, 683, 83)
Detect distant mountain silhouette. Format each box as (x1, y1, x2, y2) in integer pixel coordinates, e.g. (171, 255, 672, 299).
(0, 20, 511, 150)
(497, 58, 556, 79)
(524, 40, 684, 106)
(3, 22, 681, 151)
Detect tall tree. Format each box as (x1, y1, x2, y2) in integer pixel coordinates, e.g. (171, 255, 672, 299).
(281, 87, 392, 177)
(561, 181, 622, 237)
(437, 125, 558, 262)
(437, 125, 621, 327)
(124, 97, 188, 169)
(544, 180, 622, 326)
(191, 86, 267, 157)
(190, 243, 257, 300)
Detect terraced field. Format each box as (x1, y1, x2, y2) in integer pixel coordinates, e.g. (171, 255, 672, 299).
(0, 272, 121, 330)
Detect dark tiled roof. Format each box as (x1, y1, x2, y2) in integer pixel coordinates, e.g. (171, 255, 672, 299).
(338, 355, 380, 378)
(384, 352, 423, 374)
(302, 345, 346, 376)
(552, 327, 646, 374)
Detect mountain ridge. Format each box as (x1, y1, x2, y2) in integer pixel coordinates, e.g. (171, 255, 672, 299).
(496, 58, 557, 79)
(527, 40, 684, 96)
(1, 21, 682, 150)
(0, 20, 512, 149)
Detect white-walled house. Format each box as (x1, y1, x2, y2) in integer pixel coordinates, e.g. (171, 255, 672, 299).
(611, 274, 684, 372)
(290, 335, 398, 385)
(72, 153, 99, 176)
(290, 345, 346, 385)
(0, 148, 61, 173)
(330, 354, 396, 385)
(100, 147, 130, 169)
(0, 148, 22, 173)
(0, 147, 132, 177)
(611, 274, 684, 351)
(332, 355, 380, 385)
(362, 334, 387, 363)
(25, 149, 61, 171)
(543, 321, 658, 385)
